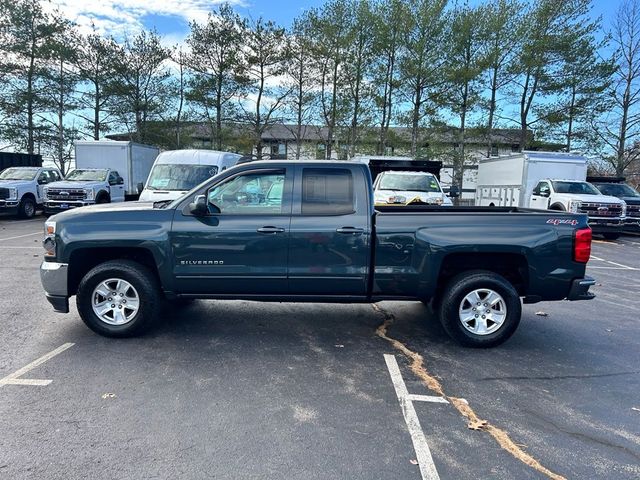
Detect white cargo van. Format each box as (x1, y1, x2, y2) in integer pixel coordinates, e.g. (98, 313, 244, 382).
(138, 150, 242, 203)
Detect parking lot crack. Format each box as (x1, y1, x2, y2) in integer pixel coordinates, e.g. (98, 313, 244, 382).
(372, 304, 566, 480)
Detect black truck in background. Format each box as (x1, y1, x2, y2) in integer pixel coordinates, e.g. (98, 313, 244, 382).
(589, 176, 640, 232)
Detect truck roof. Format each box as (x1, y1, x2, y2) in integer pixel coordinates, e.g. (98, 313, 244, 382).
(155, 149, 242, 165)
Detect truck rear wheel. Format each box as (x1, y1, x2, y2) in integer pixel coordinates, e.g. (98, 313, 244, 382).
(438, 271, 521, 348)
(76, 260, 161, 337)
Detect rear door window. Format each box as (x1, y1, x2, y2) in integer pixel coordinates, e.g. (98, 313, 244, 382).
(301, 168, 354, 215)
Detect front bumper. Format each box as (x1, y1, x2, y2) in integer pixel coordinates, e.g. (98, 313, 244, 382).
(40, 261, 69, 313)
(588, 217, 624, 233)
(567, 276, 596, 301)
(45, 200, 94, 212)
(0, 199, 19, 214)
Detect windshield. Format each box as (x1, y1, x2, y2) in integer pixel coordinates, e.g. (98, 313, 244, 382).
(378, 173, 441, 193)
(0, 168, 38, 181)
(65, 169, 108, 182)
(146, 164, 219, 191)
(552, 181, 601, 195)
(594, 183, 640, 197)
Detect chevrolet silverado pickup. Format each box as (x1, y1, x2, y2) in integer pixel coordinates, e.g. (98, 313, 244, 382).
(40, 161, 595, 347)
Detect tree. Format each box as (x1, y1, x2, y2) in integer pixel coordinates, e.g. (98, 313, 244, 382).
(0, 0, 67, 154)
(74, 25, 120, 140)
(372, 0, 408, 155)
(481, 0, 524, 157)
(591, 0, 640, 175)
(398, 0, 449, 157)
(186, 3, 246, 150)
(306, 0, 352, 159)
(509, 0, 595, 150)
(239, 17, 290, 158)
(442, 3, 489, 200)
(110, 29, 171, 144)
(284, 17, 317, 159)
(38, 14, 80, 174)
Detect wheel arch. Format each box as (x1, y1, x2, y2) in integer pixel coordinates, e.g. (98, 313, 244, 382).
(68, 247, 161, 296)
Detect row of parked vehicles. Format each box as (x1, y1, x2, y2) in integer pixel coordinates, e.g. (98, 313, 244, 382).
(1, 146, 638, 242)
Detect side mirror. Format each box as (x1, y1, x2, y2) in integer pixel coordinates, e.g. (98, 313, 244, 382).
(540, 190, 550, 198)
(448, 185, 460, 198)
(116, 177, 124, 185)
(189, 195, 208, 216)
(137, 182, 144, 194)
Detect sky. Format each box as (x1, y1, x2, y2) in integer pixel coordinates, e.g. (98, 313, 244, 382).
(48, 0, 623, 45)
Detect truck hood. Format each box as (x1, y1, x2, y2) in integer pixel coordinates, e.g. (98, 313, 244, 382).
(620, 196, 640, 205)
(554, 193, 625, 204)
(376, 189, 450, 205)
(0, 180, 31, 188)
(49, 200, 157, 221)
(46, 180, 104, 190)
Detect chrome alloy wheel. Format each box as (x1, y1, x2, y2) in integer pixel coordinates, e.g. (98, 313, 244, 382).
(91, 278, 140, 325)
(458, 288, 507, 335)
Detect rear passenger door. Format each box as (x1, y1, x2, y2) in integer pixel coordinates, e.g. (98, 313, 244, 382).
(288, 165, 371, 296)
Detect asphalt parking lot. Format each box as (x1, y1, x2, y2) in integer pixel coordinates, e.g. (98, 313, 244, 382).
(0, 214, 638, 480)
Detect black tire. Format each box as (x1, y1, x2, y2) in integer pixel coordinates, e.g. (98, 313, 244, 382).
(17, 196, 36, 219)
(76, 260, 161, 337)
(602, 233, 620, 240)
(438, 270, 521, 348)
(95, 193, 110, 204)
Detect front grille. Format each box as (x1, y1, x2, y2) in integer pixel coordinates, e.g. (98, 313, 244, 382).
(46, 188, 86, 201)
(627, 203, 640, 218)
(579, 202, 623, 217)
(0, 188, 9, 200)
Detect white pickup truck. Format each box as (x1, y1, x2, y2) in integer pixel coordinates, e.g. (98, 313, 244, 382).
(0, 166, 63, 218)
(43, 168, 125, 215)
(373, 170, 453, 206)
(530, 179, 626, 239)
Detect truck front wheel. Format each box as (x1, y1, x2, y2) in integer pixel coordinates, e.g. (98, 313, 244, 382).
(76, 260, 161, 337)
(18, 196, 36, 219)
(438, 271, 521, 348)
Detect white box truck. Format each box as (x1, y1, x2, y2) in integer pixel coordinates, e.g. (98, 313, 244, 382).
(74, 141, 159, 200)
(476, 151, 626, 238)
(475, 151, 588, 207)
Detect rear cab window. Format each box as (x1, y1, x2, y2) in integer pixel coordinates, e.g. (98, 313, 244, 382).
(301, 168, 354, 215)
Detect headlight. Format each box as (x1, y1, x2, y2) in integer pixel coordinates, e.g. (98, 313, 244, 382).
(434, 197, 444, 205)
(621, 201, 627, 217)
(43, 220, 56, 257)
(43, 186, 49, 197)
(569, 200, 581, 213)
(7, 187, 17, 200)
(374, 195, 387, 204)
(84, 188, 94, 200)
(388, 195, 406, 204)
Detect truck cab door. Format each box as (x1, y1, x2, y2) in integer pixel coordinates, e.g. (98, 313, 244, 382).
(108, 171, 126, 202)
(170, 167, 293, 295)
(530, 181, 551, 209)
(288, 165, 371, 297)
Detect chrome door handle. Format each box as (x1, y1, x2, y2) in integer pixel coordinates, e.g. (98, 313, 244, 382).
(257, 226, 285, 234)
(336, 227, 364, 235)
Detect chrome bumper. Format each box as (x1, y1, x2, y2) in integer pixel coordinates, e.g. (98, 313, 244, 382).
(40, 262, 69, 313)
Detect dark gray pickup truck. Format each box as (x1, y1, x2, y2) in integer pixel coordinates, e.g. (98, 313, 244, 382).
(40, 161, 595, 347)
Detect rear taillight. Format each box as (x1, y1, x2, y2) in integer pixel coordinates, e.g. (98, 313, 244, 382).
(574, 227, 592, 263)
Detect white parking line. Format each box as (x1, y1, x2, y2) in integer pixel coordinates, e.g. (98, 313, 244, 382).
(384, 354, 442, 480)
(0, 231, 41, 242)
(590, 255, 639, 271)
(0, 343, 74, 388)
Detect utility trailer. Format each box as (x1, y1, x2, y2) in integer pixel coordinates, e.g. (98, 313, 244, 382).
(74, 141, 159, 200)
(0, 152, 42, 170)
(476, 151, 588, 207)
